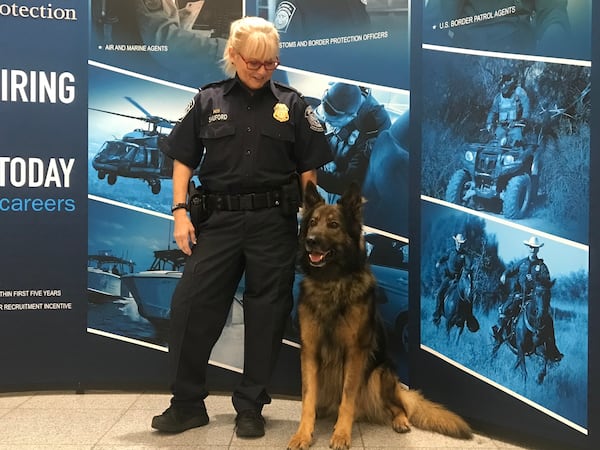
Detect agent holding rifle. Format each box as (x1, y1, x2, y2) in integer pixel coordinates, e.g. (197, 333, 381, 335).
(152, 16, 331, 439)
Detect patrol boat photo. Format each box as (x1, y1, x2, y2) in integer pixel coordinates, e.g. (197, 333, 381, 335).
(120, 249, 186, 331)
(87, 251, 135, 303)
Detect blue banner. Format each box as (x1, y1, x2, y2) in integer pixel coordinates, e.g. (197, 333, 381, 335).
(0, 1, 88, 386)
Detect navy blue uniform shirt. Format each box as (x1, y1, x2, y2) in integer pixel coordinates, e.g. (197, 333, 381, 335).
(164, 77, 332, 192)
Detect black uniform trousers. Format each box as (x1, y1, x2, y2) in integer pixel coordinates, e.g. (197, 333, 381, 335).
(167, 207, 297, 413)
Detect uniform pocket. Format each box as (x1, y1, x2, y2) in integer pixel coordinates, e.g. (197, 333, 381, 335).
(260, 123, 296, 171)
(199, 121, 236, 140)
(199, 122, 236, 172)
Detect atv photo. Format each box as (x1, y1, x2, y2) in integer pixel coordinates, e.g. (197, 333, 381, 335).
(445, 121, 543, 219)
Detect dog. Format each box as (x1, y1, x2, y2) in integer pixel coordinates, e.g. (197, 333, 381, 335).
(287, 182, 472, 450)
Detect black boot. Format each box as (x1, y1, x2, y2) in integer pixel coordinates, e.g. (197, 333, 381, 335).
(467, 314, 480, 332)
(545, 341, 564, 362)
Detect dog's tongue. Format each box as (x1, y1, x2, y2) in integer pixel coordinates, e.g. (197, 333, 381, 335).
(309, 252, 325, 263)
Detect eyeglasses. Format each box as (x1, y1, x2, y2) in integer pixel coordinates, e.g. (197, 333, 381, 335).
(238, 53, 280, 71)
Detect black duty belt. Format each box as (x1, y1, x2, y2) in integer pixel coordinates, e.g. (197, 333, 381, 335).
(206, 190, 282, 211)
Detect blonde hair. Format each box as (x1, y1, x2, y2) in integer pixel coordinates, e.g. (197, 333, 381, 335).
(222, 16, 280, 77)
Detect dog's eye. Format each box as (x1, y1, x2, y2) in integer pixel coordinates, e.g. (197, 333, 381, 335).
(329, 221, 339, 229)
(309, 218, 318, 226)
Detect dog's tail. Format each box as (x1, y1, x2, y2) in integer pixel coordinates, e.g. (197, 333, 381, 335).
(399, 387, 473, 439)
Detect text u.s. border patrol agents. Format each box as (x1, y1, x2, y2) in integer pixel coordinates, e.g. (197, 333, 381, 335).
(424, 0, 570, 55)
(151, 16, 332, 439)
(274, 0, 371, 40)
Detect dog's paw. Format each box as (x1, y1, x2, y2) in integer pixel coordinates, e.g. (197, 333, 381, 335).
(329, 432, 351, 450)
(392, 415, 411, 433)
(287, 433, 312, 450)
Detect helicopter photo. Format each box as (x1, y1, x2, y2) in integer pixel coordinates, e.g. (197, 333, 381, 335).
(90, 96, 179, 195)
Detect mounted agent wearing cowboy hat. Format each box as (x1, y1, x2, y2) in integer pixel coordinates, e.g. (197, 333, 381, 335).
(433, 233, 478, 331)
(493, 236, 563, 361)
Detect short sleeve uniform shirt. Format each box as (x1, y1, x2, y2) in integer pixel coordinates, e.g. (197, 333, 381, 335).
(164, 77, 332, 192)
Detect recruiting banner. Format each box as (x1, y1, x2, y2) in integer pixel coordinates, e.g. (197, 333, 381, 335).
(86, 0, 244, 384)
(0, 1, 89, 387)
(85, 0, 412, 389)
(419, 0, 593, 447)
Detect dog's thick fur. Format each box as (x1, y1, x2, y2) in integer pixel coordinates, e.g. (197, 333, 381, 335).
(287, 182, 472, 450)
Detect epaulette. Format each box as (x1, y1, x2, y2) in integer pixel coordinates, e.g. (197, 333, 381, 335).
(199, 78, 232, 91)
(272, 80, 301, 95)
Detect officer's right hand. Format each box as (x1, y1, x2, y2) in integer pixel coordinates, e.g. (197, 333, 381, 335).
(173, 210, 196, 256)
(486, 123, 492, 132)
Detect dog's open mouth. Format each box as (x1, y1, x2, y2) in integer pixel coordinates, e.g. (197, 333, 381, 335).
(307, 250, 331, 267)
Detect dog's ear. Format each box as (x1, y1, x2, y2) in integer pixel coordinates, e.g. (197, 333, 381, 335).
(338, 183, 365, 243)
(338, 182, 364, 221)
(303, 180, 325, 209)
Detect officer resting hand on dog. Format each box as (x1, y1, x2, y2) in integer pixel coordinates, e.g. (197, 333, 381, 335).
(151, 16, 332, 438)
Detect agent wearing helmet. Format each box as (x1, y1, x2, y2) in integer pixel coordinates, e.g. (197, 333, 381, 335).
(486, 72, 531, 147)
(433, 234, 479, 331)
(274, 0, 371, 40)
(493, 236, 563, 361)
(315, 82, 391, 199)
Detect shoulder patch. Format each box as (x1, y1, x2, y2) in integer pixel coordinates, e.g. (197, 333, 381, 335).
(142, 0, 162, 13)
(305, 105, 324, 132)
(274, 1, 296, 33)
(178, 98, 195, 121)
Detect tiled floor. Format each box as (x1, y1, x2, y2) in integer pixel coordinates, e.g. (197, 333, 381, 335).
(0, 390, 542, 449)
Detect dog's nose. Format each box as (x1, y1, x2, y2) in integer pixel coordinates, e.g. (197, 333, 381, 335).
(306, 236, 319, 247)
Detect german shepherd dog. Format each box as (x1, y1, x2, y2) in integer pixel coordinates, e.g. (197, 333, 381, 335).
(287, 182, 472, 450)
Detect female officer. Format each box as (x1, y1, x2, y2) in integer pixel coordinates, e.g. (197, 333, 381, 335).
(151, 16, 331, 438)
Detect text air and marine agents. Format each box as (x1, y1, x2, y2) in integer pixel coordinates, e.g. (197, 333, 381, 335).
(1, 69, 77, 213)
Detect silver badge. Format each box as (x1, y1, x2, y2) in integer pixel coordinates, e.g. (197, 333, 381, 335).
(305, 105, 324, 132)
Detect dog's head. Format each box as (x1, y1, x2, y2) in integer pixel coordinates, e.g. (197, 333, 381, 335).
(298, 181, 366, 277)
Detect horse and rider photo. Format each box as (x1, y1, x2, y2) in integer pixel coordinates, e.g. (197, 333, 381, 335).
(433, 233, 480, 339)
(420, 202, 589, 431)
(287, 182, 472, 450)
(492, 278, 557, 384)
